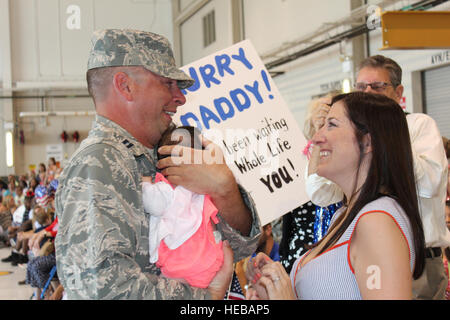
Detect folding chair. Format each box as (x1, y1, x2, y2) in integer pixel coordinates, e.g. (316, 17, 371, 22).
(40, 265, 57, 299)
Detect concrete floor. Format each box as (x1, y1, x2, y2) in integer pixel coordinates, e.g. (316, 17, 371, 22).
(0, 246, 34, 300)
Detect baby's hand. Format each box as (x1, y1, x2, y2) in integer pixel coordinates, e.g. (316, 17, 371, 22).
(142, 176, 153, 183)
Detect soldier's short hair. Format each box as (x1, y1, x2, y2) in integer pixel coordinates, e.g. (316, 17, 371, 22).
(86, 66, 142, 103)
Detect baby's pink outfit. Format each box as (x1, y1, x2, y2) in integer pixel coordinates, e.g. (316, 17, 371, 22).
(142, 172, 223, 288)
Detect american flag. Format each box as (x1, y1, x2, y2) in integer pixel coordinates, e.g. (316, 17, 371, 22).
(225, 272, 245, 300)
(36, 195, 49, 207)
(35, 185, 50, 208)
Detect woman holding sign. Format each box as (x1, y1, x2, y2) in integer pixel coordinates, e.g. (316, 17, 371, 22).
(245, 92, 425, 299)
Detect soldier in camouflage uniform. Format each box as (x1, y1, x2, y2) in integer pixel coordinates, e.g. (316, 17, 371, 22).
(55, 29, 261, 299)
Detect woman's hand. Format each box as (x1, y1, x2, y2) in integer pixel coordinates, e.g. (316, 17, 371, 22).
(245, 252, 271, 286)
(245, 287, 260, 300)
(258, 261, 296, 300)
(245, 283, 270, 300)
(245, 253, 296, 300)
(249, 278, 270, 300)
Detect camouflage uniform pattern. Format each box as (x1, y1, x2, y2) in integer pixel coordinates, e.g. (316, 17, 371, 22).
(87, 29, 194, 89)
(55, 115, 261, 300)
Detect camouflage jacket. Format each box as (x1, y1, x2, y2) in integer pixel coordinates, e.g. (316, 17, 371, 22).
(55, 115, 261, 300)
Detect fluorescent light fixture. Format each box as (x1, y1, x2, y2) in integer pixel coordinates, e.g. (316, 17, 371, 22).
(342, 78, 351, 93)
(6, 131, 13, 167)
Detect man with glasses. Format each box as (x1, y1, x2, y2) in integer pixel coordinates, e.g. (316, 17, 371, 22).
(306, 55, 449, 299)
(353, 55, 404, 104)
(354, 81, 393, 92)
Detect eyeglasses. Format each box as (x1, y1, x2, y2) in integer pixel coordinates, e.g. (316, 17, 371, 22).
(354, 82, 393, 92)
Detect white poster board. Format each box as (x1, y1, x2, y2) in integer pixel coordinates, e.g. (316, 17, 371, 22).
(173, 40, 309, 226)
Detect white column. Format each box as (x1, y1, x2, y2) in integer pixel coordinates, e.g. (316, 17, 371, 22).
(0, 0, 15, 175)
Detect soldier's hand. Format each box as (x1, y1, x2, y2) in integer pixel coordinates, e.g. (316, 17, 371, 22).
(157, 136, 234, 197)
(207, 241, 234, 300)
(158, 136, 252, 236)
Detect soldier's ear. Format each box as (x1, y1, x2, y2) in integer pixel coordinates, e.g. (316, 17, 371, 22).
(113, 72, 134, 102)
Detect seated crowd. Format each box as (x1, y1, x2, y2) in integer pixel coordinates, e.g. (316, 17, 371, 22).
(0, 157, 64, 300)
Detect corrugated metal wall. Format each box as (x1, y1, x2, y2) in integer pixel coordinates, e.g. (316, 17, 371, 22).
(423, 64, 450, 138)
(272, 46, 346, 135)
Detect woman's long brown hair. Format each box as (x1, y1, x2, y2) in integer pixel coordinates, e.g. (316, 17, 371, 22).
(311, 92, 425, 279)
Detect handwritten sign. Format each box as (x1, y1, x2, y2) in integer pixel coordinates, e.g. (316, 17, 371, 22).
(173, 40, 309, 226)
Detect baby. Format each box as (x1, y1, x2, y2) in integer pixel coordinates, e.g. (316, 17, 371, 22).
(142, 125, 223, 288)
